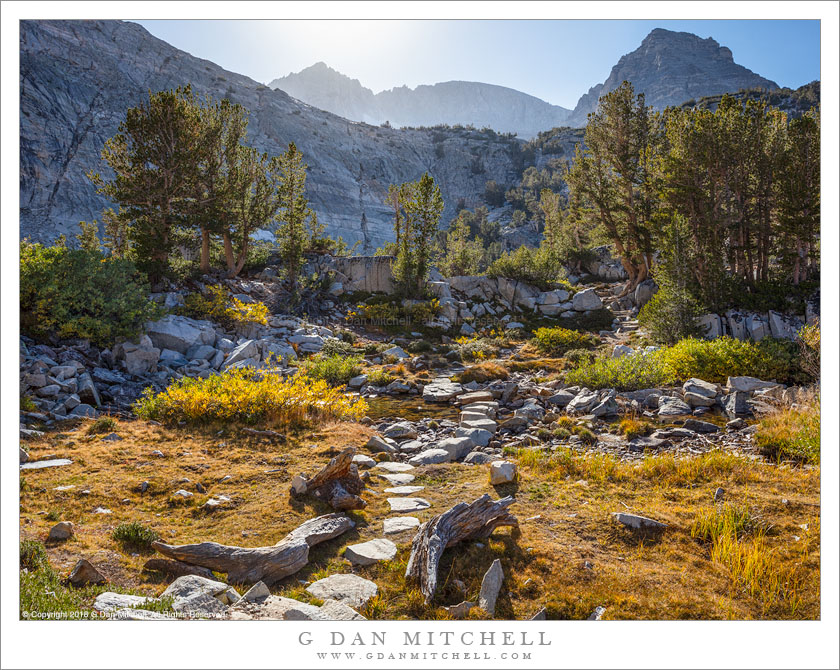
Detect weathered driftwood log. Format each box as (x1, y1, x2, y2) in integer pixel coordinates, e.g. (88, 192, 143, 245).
(151, 513, 354, 585)
(290, 446, 366, 510)
(405, 494, 518, 603)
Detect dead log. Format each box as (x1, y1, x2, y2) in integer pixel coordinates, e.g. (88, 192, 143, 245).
(142, 558, 216, 580)
(151, 513, 354, 586)
(290, 446, 366, 510)
(405, 494, 518, 603)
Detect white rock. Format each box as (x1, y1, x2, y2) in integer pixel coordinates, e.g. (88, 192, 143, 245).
(489, 461, 517, 485)
(383, 516, 421, 535)
(305, 574, 378, 608)
(478, 559, 504, 616)
(374, 461, 414, 473)
(408, 449, 450, 466)
(387, 497, 431, 513)
(344, 539, 398, 566)
(572, 288, 603, 311)
(48, 521, 74, 541)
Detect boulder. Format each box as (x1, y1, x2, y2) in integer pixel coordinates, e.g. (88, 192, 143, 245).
(146, 315, 215, 354)
(612, 344, 633, 358)
(455, 427, 493, 448)
(68, 559, 107, 586)
(489, 461, 516, 485)
(727, 376, 779, 393)
(118, 335, 160, 376)
(387, 497, 430, 513)
(745, 313, 770, 341)
(725, 310, 747, 340)
(684, 392, 716, 408)
(464, 451, 495, 465)
(657, 397, 692, 417)
(612, 512, 667, 531)
(547, 390, 575, 408)
(48, 521, 74, 541)
(696, 313, 723, 339)
(222, 340, 260, 371)
(366, 435, 398, 454)
(591, 395, 619, 417)
(382, 421, 417, 440)
(305, 574, 378, 608)
(723, 391, 750, 417)
(682, 378, 719, 398)
(348, 375, 367, 389)
(422, 380, 463, 402)
(633, 279, 658, 308)
(162, 575, 240, 610)
(437, 436, 474, 461)
(382, 346, 409, 359)
(567, 390, 599, 414)
(572, 288, 603, 312)
(344, 539, 398, 566)
(682, 419, 720, 434)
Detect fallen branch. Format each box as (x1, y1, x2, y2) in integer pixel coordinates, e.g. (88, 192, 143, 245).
(405, 494, 518, 603)
(151, 513, 354, 585)
(290, 446, 366, 510)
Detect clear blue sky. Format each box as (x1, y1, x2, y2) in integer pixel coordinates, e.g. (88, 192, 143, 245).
(133, 20, 820, 109)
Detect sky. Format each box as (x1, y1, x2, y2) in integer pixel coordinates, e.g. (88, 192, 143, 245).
(132, 20, 819, 109)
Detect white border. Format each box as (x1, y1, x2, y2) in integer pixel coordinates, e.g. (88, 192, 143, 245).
(2, 3, 838, 669)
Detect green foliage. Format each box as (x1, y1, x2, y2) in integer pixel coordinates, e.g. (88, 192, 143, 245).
(301, 353, 363, 386)
(797, 323, 820, 381)
(564, 350, 673, 391)
(533, 327, 599, 356)
(20, 396, 37, 412)
(76, 221, 101, 253)
(486, 244, 567, 290)
(112, 522, 160, 551)
(437, 215, 483, 277)
(691, 505, 762, 544)
(565, 336, 804, 390)
(19, 241, 161, 347)
(20, 540, 50, 572)
(347, 299, 440, 333)
(389, 174, 444, 297)
(560, 308, 615, 333)
(366, 367, 395, 386)
(320, 338, 357, 357)
(638, 288, 702, 345)
(484, 179, 506, 207)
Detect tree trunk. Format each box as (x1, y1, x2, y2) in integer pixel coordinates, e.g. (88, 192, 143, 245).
(405, 494, 518, 603)
(152, 513, 355, 586)
(290, 447, 366, 511)
(222, 231, 235, 275)
(200, 227, 211, 274)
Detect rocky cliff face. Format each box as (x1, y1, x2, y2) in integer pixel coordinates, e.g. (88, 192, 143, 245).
(20, 21, 520, 249)
(567, 28, 779, 125)
(270, 64, 571, 138)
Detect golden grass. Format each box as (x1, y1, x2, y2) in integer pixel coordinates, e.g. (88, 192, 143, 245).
(19, 418, 820, 620)
(456, 361, 510, 383)
(755, 396, 820, 464)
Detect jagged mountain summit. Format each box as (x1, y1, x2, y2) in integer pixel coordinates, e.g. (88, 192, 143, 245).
(269, 63, 572, 138)
(567, 28, 779, 125)
(19, 20, 522, 249)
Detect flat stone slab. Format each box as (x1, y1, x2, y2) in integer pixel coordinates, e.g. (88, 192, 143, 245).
(319, 599, 366, 621)
(94, 592, 160, 611)
(455, 391, 494, 405)
(20, 458, 72, 470)
(374, 461, 415, 473)
(383, 516, 421, 535)
(306, 574, 378, 608)
(408, 448, 450, 466)
(383, 485, 425, 495)
(388, 497, 431, 513)
(379, 473, 416, 486)
(352, 454, 376, 469)
(344, 538, 398, 566)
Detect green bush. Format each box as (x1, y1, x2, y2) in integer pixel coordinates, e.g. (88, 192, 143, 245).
(638, 287, 702, 345)
(20, 540, 50, 571)
(487, 245, 570, 290)
(533, 327, 599, 356)
(112, 522, 160, 551)
(320, 338, 357, 357)
(565, 350, 673, 391)
(366, 367, 395, 386)
(87, 417, 117, 435)
(301, 353, 363, 386)
(20, 241, 161, 347)
(566, 336, 803, 390)
(560, 308, 615, 333)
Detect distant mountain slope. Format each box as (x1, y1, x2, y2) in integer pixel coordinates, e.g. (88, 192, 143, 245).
(680, 80, 820, 116)
(269, 63, 571, 138)
(568, 28, 779, 125)
(20, 21, 522, 249)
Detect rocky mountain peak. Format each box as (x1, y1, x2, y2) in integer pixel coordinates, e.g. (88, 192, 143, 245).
(567, 28, 778, 125)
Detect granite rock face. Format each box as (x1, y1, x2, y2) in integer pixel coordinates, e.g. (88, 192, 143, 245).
(568, 28, 778, 125)
(20, 20, 517, 250)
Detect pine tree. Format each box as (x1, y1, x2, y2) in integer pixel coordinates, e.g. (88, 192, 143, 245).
(274, 142, 316, 293)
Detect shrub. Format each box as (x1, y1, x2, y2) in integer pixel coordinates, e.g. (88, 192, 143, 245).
(112, 522, 160, 551)
(320, 338, 357, 357)
(134, 368, 367, 428)
(20, 539, 50, 571)
(20, 241, 161, 347)
(302, 353, 363, 386)
(454, 335, 504, 362)
(347, 299, 440, 332)
(638, 286, 702, 344)
(561, 308, 615, 333)
(486, 244, 567, 290)
(573, 426, 598, 445)
(366, 368, 394, 386)
(180, 285, 268, 330)
(87, 416, 117, 435)
(659, 337, 801, 384)
(20, 396, 37, 412)
(406, 340, 433, 354)
(565, 350, 673, 391)
(533, 327, 599, 356)
(457, 362, 509, 383)
(564, 348, 596, 366)
(617, 418, 653, 439)
(755, 399, 820, 464)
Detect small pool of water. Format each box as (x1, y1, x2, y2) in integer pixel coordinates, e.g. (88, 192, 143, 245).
(363, 396, 459, 422)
